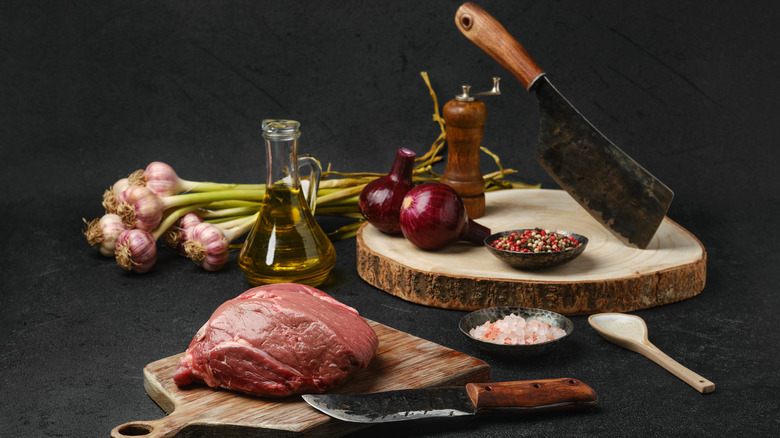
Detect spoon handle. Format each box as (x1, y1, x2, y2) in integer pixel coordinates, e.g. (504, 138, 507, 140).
(640, 343, 715, 394)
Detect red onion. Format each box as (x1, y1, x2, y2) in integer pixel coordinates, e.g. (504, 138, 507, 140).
(399, 182, 490, 250)
(359, 148, 416, 234)
(115, 229, 158, 273)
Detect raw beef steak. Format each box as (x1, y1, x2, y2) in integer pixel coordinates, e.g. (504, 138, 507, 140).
(174, 283, 379, 397)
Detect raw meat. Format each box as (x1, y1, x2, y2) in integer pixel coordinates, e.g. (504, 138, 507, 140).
(173, 283, 379, 397)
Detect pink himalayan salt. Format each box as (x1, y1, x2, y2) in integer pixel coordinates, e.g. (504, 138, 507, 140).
(469, 313, 567, 345)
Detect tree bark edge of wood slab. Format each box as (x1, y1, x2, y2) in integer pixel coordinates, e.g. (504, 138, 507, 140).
(355, 189, 706, 316)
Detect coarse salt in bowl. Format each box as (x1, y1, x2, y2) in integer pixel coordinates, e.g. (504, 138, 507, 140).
(459, 306, 574, 356)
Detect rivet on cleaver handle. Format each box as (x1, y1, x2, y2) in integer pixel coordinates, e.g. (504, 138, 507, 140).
(455, 2, 674, 249)
(302, 378, 597, 423)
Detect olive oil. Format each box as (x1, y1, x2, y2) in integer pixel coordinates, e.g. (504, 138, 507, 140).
(238, 186, 336, 286)
(238, 119, 336, 287)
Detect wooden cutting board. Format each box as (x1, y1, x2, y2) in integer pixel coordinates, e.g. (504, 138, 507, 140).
(357, 189, 706, 315)
(110, 320, 490, 438)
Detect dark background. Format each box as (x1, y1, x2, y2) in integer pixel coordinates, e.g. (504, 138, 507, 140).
(2, 1, 778, 436)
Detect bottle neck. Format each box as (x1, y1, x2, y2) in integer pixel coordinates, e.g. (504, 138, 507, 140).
(265, 136, 300, 188)
(262, 119, 302, 188)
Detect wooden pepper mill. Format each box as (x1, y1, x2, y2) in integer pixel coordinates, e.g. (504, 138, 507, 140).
(441, 78, 501, 219)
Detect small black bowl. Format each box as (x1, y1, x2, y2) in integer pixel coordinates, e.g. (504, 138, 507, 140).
(484, 229, 588, 270)
(459, 306, 574, 356)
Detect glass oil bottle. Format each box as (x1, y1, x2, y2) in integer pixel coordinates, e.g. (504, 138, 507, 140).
(238, 120, 336, 287)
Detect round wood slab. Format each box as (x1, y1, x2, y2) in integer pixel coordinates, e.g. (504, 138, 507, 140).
(356, 189, 706, 315)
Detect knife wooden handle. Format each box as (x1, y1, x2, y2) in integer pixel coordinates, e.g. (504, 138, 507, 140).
(466, 378, 597, 412)
(455, 2, 544, 91)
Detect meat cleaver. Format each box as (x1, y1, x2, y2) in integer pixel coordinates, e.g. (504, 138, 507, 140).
(455, 3, 674, 249)
(302, 378, 597, 423)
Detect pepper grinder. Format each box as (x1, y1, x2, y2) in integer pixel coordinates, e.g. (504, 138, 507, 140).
(441, 77, 501, 219)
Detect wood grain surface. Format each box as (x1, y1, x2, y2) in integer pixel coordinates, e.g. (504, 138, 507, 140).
(110, 320, 490, 438)
(357, 189, 706, 315)
(441, 96, 488, 219)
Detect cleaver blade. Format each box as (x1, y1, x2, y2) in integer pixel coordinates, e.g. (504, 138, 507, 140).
(455, 2, 674, 248)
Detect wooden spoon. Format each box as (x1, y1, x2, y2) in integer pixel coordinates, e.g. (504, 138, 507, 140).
(588, 313, 715, 394)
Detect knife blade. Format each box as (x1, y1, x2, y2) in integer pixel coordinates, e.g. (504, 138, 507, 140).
(302, 378, 597, 423)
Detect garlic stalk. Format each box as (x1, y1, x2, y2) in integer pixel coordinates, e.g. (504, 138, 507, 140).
(115, 186, 265, 231)
(128, 161, 265, 197)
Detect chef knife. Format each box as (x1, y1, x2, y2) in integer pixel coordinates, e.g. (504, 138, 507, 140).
(302, 378, 597, 423)
(454, 3, 674, 249)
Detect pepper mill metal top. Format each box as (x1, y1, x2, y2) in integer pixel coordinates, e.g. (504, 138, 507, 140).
(454, 77, 502, 102)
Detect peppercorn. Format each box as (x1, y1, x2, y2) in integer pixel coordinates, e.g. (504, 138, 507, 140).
(489, 228, 580, 253)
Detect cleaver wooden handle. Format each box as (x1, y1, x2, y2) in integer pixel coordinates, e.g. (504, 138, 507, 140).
(466, 378, 597, 412)
(455, 2, 545, 91)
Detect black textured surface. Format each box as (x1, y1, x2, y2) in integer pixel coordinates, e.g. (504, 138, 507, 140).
(1, 1, 778, 437)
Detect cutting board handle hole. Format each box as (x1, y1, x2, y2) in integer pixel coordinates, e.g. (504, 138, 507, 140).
(116, 423, 154, 436)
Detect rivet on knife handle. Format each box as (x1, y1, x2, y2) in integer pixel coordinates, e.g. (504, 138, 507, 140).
(466, 378, 598, 412)
(456, 2, 544, 90)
